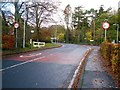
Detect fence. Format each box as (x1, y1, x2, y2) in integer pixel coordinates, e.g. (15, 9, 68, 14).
(33, 41, 45, 48)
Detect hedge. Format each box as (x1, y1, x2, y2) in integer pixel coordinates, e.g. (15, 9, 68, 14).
(100, 41, 120, 87)
(100, 42, 112, 66)
(111, 44, 120, 86)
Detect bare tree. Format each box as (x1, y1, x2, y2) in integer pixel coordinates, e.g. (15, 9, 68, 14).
(27, 0, 59, 41)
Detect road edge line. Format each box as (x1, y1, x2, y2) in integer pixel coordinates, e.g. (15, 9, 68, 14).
(68, 47, 92, 88)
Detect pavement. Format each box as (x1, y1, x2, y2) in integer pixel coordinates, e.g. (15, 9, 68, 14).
(79, 46, 115, 88)
(2, 44, 90, 88)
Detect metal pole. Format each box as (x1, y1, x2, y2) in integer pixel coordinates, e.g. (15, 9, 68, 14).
(93, 20, 95, 39)
(66, 24, 69, 43)
(55, 26, 56, 43)
(23, 19, 25, 48)
(105, 29, 107, 41)
(16, 28, 17, 48)
(117, 24, 119, 43)
(55, 25, 57, 43)
(93, 20, 96, 44)
(30, 33, 32, 48)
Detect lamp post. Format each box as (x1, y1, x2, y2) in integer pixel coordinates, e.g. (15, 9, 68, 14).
(117, 24, 119, 43)
(113, 24, 119, 43)
(55, 23, 57, 43)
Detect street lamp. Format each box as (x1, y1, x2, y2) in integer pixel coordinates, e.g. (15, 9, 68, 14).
(113, 24, 119, 43)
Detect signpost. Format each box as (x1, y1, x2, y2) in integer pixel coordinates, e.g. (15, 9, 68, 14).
(14, 22, 19, 48)
(102, 22, 110, 41)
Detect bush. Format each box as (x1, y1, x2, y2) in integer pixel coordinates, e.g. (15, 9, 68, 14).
(100, 42, 120, 87)
(25, 42, 31, 48)
(100, 41, 112, 66)
(2, 35, 15, 50)
(111, 44, 120, 86)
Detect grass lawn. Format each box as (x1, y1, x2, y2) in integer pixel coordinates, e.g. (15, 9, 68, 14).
(2, 43, 61, 56)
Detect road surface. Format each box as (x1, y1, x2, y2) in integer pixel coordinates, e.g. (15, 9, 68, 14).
(2, 44, 90, 88)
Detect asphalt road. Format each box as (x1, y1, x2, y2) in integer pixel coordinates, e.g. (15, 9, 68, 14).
(2, 44, 90, 88)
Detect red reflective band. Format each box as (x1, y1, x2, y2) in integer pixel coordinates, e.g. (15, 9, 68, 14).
(14, 22, 19, 29)
(102, 22, 110, 30)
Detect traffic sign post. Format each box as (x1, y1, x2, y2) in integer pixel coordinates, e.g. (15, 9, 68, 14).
(105, 29, 107, 41)
(14, 22, 19, 48)
(102, 22, 110, 41)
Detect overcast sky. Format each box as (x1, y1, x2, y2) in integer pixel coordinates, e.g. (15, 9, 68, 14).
(1, 0, 120, 27)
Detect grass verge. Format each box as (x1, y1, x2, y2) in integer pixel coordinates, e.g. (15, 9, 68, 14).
(2, 43, 61, 56)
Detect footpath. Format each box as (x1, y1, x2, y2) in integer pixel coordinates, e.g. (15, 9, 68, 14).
(79, 46, 115, 88)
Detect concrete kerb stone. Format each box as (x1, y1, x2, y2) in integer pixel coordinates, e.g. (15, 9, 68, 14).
(68, 47, 92, 88)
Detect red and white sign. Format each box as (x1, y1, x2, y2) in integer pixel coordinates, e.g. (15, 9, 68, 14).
(14, 22, 19, 29)
(102, 22, 110, 30)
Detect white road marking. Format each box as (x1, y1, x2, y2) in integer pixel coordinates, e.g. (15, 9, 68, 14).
(1, 56, 45, 72)
(20, 53, 42, 58)
(2, 52, 57, 72)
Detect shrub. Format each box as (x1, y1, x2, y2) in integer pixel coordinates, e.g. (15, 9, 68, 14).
(100, 41, 112, 66)
(100, 42, 120, 87)
(25, 42, 31, 48)
(111, 44, 120, 86)
(2, 35, 15, 50)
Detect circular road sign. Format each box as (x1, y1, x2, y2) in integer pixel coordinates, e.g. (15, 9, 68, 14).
(102, 22, 110, 30)
(14, 22, 19, 29)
